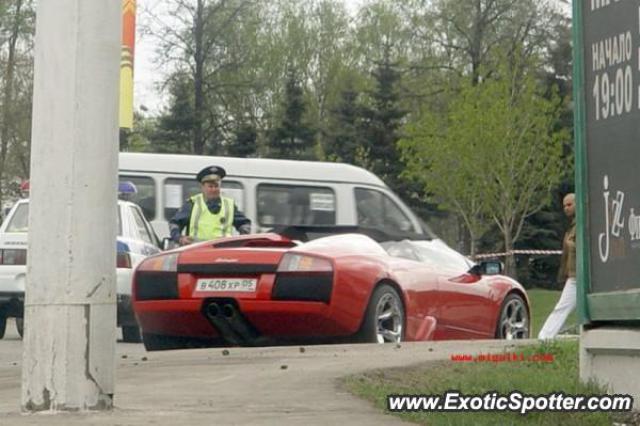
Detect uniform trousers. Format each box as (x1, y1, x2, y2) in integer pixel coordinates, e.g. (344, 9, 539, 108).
(538, 277, 576, 339)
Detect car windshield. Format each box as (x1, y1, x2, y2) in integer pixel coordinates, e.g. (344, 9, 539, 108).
(5, 202, 123, 236)
(383, 239, 473, 272)
(6, 203, 28, 233)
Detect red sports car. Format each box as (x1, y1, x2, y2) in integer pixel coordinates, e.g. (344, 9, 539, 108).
(132, 226, 530, 351)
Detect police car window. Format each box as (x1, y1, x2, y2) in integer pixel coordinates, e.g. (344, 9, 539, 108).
(257, 184, 336, 226)
(118, 175, 156, 221)
(6, 203, 29, 233)
(163, 178, 244, 220)
(130, 206, 155, 245)
(355, 188, 414, 233)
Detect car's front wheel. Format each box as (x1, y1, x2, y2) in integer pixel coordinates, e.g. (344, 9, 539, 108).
(495, 293, 529, 339)
(358, 284, 404, 344)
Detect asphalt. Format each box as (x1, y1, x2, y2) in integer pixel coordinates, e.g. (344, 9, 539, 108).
(0, 319, 537, 425)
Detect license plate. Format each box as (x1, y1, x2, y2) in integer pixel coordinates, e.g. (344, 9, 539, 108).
(195, 278, 257, 292)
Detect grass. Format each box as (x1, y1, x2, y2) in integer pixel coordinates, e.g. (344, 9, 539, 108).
(342, 340, 627, 425)
(527, 288, 578, 337)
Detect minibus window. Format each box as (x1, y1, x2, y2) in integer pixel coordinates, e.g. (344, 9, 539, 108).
(118, 175, 156, 221)
(164, 178, 244, 220)
(257, 184, 336, 226)
(355, 188, 414, 233)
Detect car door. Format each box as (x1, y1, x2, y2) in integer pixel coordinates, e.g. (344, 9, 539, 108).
(413, 240, 495, 339)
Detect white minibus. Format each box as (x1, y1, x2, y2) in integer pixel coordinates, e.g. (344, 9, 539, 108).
(118, 152, 432, 240)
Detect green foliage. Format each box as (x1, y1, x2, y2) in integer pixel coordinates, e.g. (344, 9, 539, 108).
(147, 74, 195, 154)
(343, 340, 615, 425)
(267, 68, 317, 160)
(400, 54, 568, 263)
(228, 122, 258, 157)
(325, 77, 363, 164)
(0, 0, 34, 210)
(360, 47, 406, 191)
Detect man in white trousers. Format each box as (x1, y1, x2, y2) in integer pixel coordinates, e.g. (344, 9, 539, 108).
(538, 193, 576, 339)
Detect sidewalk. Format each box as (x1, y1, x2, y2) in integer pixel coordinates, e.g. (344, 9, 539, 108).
(0, 326, 536, 425)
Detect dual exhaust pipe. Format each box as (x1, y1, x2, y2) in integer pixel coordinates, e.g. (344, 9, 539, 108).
(206, 302, 237, 319)
(204, 301, 261, 346)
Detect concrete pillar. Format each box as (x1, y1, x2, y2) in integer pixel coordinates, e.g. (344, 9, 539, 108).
(580, 327, 640, 410)
(22, 0, 121, 411)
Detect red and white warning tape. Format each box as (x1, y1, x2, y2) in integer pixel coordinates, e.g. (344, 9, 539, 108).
(472, 249, 562, 260)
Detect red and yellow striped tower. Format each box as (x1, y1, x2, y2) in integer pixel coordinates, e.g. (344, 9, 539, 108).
(119, 0, 135, 129)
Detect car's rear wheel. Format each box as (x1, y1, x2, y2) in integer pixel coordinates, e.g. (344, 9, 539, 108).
(495, 293, 529, 339)
(122, 326, 141, 343)
(15, 317, 23, 338)
(358, 284, 404, 344)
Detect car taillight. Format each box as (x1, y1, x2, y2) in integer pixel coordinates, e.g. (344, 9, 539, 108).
(277, 253, 333, 273)
(0, 249, 27, 265)
(137, 253, 179, 272)
(116, 252, 132, 268)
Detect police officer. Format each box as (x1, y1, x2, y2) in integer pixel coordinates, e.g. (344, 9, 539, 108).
(169, 165, 251, 245)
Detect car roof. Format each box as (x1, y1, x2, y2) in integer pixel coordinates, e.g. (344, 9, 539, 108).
(119, 152, 387, 187)
(12, 198, 135, 207)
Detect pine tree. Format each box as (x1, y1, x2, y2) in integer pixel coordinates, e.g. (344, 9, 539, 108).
(148, 75, 194, 154)
(360, 46, 406, 194)
(268, 68, 316, 160)
(326, 79, 362, 164)
(228, 122, 258, 158)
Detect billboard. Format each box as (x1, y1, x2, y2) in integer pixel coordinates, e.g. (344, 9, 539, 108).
(577, 0, 640, 320)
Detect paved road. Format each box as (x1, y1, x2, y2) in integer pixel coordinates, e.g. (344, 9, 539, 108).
(0, 319, 536, 425)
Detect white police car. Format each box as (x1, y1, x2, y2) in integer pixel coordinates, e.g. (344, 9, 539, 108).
(0, 197, 161, 342)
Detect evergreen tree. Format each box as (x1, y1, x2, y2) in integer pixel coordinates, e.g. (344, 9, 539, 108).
(325, 78, 362, 164)
(228, 122, 258, 158)
(360, 46, 407, 195)
(148, 75, 195, 154)
(267, 68, 316, 160)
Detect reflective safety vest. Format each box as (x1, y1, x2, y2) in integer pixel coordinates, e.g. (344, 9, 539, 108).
(188, 194, 234, 241)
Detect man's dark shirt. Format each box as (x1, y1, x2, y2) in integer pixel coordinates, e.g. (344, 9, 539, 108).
(169, 196, 251, 242)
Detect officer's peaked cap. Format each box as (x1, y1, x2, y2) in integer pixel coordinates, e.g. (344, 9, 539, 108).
(197, 165, 226, 183)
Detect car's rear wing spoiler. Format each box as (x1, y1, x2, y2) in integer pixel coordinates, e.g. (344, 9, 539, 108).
(270, 225, 432, 243)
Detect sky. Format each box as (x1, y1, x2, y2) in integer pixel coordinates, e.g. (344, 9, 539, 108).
(132, 0, 365, 116)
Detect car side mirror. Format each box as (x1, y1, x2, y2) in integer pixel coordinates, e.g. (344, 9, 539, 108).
(468, 260, 503, 276)
(479, 260, 503, 275)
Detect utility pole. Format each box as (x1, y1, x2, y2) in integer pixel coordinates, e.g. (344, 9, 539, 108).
(22, 0, 121, 411)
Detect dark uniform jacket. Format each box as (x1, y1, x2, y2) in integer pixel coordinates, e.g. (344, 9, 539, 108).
(169, 197, 251, 242)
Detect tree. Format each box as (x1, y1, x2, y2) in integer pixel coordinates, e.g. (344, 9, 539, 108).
(400, 56, 568, 273)
(227, 122, 257, 157)
(267, 68, 316, 160)
(144, 0, 258, 154)
(0, 0, 34, 209)
(325, 76, 363, 164)
(400, 86, 491, 256)
(148, 74, 195, 154)
(360, 45, 406, 194)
